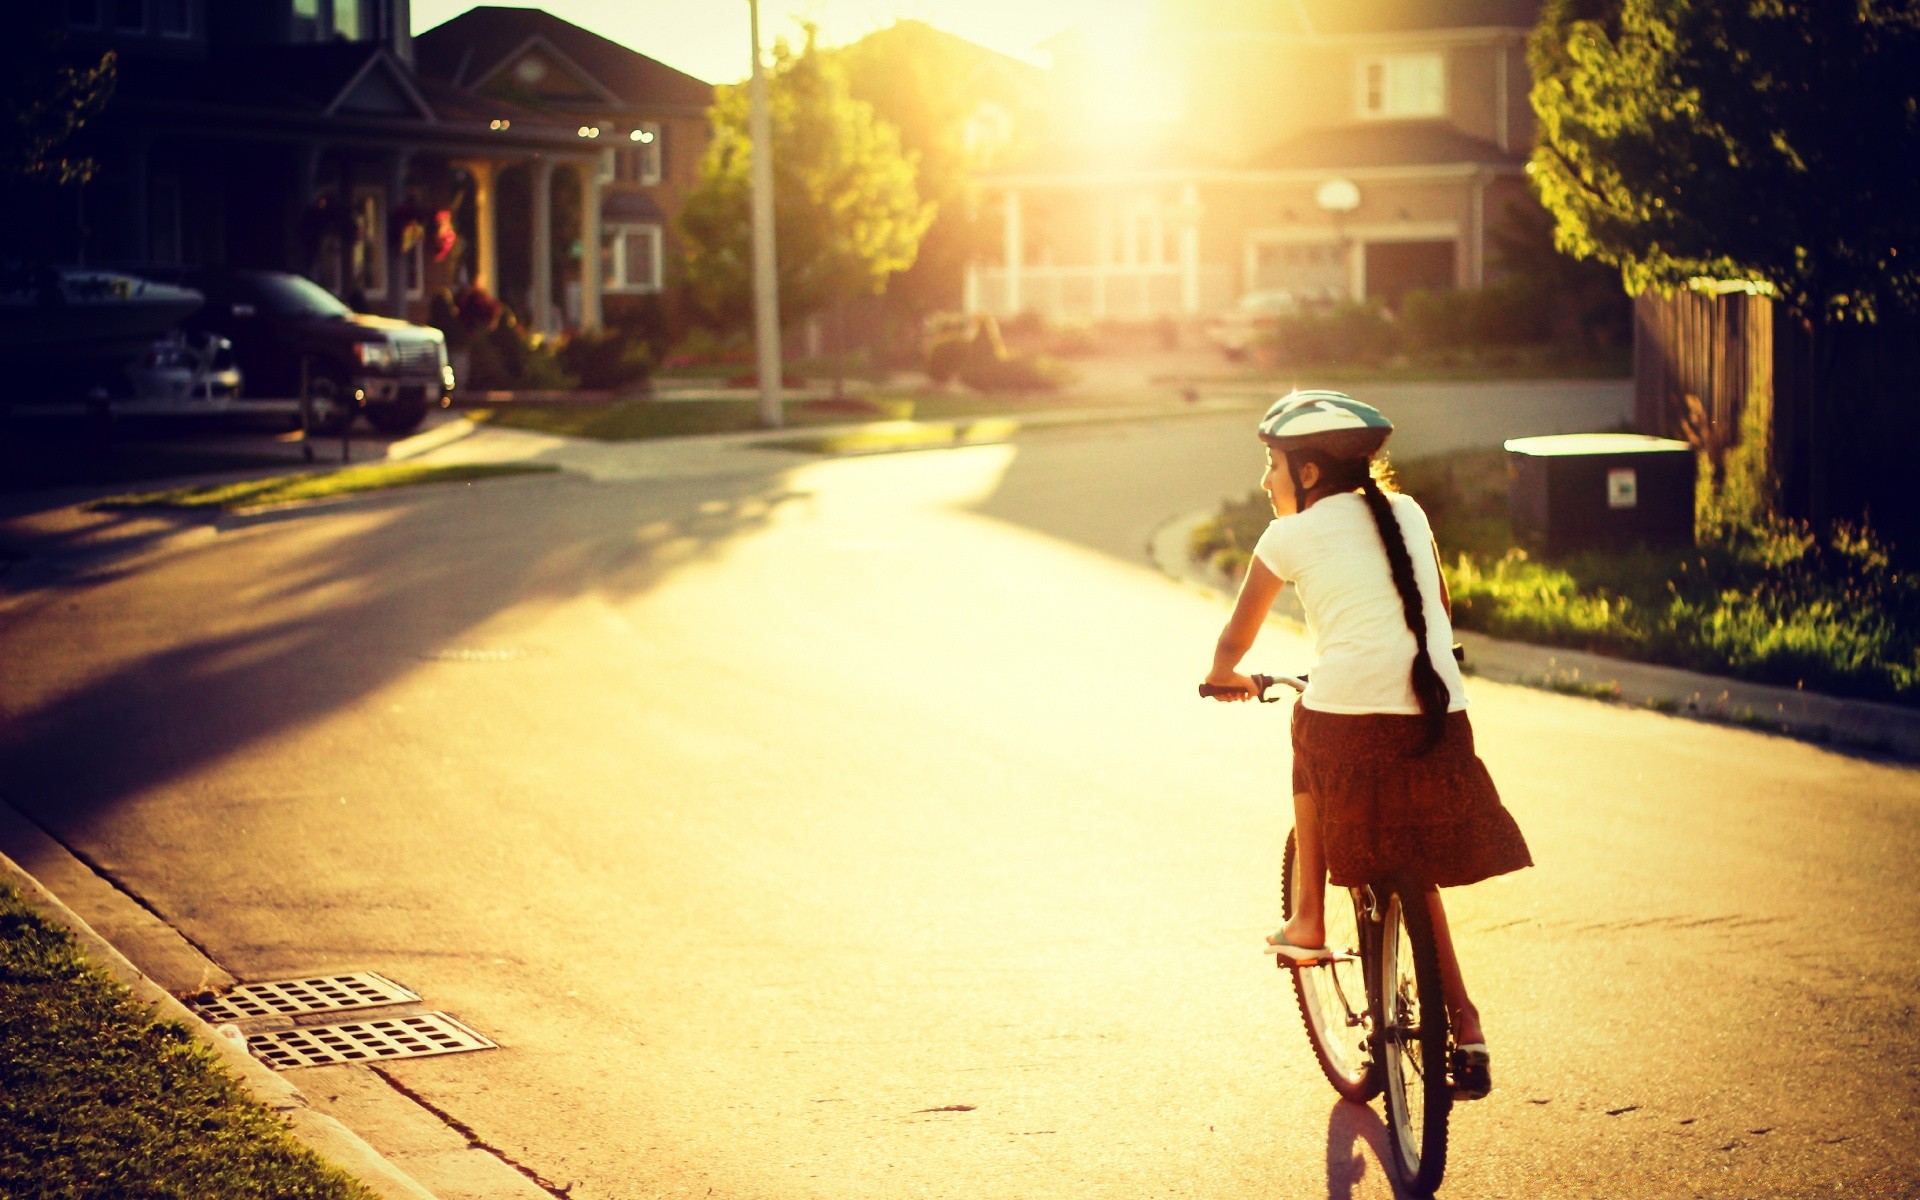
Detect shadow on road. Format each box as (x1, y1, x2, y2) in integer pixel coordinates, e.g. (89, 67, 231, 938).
(1324, 1098, 1415, 1200)
(0, 461, 803, 869)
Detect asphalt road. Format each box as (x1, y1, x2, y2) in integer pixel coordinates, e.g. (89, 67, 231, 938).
(3, 393, 1918, 1199)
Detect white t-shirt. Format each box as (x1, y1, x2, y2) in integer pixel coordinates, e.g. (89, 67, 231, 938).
(1252, 490, 1468, 715)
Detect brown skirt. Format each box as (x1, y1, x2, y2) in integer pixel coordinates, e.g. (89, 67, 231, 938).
(1291, 705, 1532, 889)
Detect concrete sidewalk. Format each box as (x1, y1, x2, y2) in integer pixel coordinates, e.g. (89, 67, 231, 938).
(1149, 507, 1920, 762)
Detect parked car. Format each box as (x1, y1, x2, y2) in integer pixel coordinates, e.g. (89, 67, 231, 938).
(146, 268, 453, 434)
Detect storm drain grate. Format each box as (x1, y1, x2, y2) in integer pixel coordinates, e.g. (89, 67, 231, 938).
(192, 972, 419, 1022)
(247, 1012, 495, 1069)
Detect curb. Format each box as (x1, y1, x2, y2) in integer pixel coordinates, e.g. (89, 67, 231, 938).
(1150, 506, 1920, 761)
(0, 806, 439, 1200)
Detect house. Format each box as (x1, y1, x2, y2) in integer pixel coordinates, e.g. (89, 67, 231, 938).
(966, 0, 1542, 323)
(57, 0, 711, 334)
(413, 7, 713, 330)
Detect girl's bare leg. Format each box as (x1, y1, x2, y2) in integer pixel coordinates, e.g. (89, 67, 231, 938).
(1425, 891, 1485, 1045)
(1278, 791, 1327, 946)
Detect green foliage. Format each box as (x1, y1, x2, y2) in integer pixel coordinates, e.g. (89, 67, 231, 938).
(0, 883, 373, 1199)
(681, 28, 935, 329)
(1528, 0, 1920, 322)
(1264, 302, 1399, 367)
(89, 463, 557, 511)
(463, 313, 578, 391)
(556, 328, 654, 391)
(1193, 446, 1920, 705)
(0, 18, 114, 189)
(1400, 280, 1554, 352)
(834, 21, 1041, 319)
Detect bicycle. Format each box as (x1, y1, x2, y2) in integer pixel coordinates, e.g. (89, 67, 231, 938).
(1200, 671, 1455, 1196)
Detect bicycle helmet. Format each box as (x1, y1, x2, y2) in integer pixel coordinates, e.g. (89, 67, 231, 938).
(1257, 389, 1393, 460)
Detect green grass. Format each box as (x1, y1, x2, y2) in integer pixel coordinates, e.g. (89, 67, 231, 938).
(88, 462, 558, 512)
(472, 396, 920, 441)
(762, 417, 1022, 456)
(0, 882, 372, 1200)
(1191, 447, 1920, 707)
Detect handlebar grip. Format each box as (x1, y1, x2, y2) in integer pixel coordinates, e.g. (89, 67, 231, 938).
(1198, 683, 1252, 699)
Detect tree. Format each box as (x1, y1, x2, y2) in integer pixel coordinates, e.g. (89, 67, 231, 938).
(680, 29, 933, 339)
(834, 21, 1044, 325)
(0, 16, 115, 262)
(1528, 0, 1920, 323)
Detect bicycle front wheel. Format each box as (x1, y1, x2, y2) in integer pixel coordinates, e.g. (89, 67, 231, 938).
(1378, 882, 1452, 1196)
(1281, 829, 1379, 1102)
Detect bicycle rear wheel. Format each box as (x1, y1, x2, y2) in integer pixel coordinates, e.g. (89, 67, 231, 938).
(1378, 882, 1452, 1196)
(1281, 829, 1380, 1102)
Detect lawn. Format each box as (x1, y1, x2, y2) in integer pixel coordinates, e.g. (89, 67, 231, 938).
(1190, 448, 1920, 707)
(88, 461, 558, 511)
(0, 882, 371, 1200)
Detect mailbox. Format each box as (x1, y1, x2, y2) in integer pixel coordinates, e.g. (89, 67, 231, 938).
(1504, 433, 1695, 555)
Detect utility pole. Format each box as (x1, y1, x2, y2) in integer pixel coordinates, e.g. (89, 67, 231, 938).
(747, 0, 783, 429)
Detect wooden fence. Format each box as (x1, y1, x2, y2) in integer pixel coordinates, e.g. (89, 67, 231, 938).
(1633, 287, 1920, 557)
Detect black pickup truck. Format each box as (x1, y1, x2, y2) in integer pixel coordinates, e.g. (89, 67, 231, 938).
(151, 268, 453, 434)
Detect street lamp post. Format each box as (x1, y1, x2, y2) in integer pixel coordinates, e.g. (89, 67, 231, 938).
(747, 0, 783, 429)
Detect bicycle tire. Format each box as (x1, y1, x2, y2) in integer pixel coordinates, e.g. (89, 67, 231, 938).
(1281, 829, 1381, 1102)
(1378, 881, 1452, 1196)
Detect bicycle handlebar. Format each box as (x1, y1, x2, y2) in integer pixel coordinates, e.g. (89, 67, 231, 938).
(1199, 644, 1465, 704)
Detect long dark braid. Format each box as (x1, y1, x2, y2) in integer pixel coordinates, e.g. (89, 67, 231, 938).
(1356, 473, 1451, 752)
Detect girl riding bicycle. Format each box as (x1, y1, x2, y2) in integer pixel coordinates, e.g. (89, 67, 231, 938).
(1203, 390, 1532, 1099)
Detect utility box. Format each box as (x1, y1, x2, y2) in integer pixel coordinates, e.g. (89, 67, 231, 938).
(1504, 433, 1695, 555)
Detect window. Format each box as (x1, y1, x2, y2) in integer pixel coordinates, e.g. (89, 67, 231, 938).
(67, 0, 101, 30)
(601, 224, 662, 293)
(112, 0, 146, 32)
(293, 0, 319, 16)
(614, 124, 662, 186)
(154, 0, 189, 36)
(1359, 53, 1445, 119)
(332, 0, 361, 40)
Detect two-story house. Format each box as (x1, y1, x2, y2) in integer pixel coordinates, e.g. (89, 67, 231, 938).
(966, 0, 1541, 323)
(58, 0, 709, 334)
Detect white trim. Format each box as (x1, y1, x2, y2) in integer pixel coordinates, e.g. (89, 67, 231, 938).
(325, 50, 439, 122)
(469, 34, 625, 107)
(1356, 52, 1446, 120)
(981, 162, 1522, 189)
(601, 222, 663, 293)
(1245, 220, 1459, 244)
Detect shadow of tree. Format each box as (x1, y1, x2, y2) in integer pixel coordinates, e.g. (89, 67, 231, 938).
(0, 462, 805, 906)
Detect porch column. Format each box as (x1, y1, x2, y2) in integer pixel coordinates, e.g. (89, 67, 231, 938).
(529, 154, 554, 335)
(1469, 174, 1487, 288)
(1002, 187, 1022, 316)
(963, 260, 979, 314)
(465, 160, 498, 295)
(1178, 181, 1201, 314)
(577, 158, 603, 331)
(386, 151, 412, 318)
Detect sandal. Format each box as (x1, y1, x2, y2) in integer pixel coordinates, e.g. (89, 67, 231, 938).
(1264, 928, 1333, 964)
(1450, 1043, 1492, 1101)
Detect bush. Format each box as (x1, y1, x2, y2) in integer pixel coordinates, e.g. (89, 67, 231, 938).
(557, 328, 653, 391)
(957, 351, 1074, 393)
(1265, 302, 1400, 366)
(462, 314, 578, 391)
(1400, 281, 1552, 352)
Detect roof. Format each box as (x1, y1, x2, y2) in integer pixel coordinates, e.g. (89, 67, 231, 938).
(1249, 121, 1522, 171)
(414, 7, 713, 112)
(112, 43, 402, 113)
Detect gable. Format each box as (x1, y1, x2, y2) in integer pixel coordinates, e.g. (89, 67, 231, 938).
(472, 35, 624, 107)
(326, 54, 436, 120)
